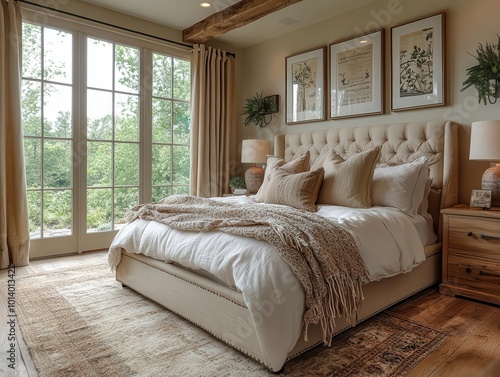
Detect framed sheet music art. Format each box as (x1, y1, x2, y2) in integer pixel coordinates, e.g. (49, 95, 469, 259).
(330, 29, 384, 119)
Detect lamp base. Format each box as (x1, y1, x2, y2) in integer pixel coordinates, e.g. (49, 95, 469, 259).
(481, 163, 500, 207)
(244, 166, 264, 194)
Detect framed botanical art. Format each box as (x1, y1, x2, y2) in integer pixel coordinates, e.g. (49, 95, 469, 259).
(285, 46, 326, 124)
(391, 12, 445, 111)
(330, 29, 384, 119)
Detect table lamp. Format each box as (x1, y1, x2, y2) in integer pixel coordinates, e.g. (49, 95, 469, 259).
(469, 120, 500, 207)
(241, 139, 270, 194)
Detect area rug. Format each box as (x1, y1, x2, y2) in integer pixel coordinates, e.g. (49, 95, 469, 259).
(13, 264, 448, 377)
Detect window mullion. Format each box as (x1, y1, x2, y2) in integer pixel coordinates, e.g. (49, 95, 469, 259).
(76, 31, 86, 253)
(141, 48, 153, 203)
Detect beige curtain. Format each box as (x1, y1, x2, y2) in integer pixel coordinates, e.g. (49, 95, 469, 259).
(0, 0, 30, 268)
(190, 44, 236, 197)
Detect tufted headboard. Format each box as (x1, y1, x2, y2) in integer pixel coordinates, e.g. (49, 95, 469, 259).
(274, 121, 459, 240)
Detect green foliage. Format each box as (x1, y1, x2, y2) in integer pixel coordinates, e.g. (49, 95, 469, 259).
(114, 44, 140, 93)
(242, 91, 269, 128)
(461, 35, 500, 105)
(153, 54, 172, 98)
(172, 146, 190, 184)
(43, 190, 72, 230)
(229, 176, 246, 189)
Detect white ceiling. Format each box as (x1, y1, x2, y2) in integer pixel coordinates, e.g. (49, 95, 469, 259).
(81, 0, 379, 48)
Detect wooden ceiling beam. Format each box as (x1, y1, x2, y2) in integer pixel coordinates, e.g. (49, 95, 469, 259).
(183, 0, 303, 44)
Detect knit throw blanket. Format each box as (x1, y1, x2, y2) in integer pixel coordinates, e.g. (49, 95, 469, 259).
(125, 195, 368, 344)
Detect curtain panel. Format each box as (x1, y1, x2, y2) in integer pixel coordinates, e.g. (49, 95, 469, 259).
(190, 44, 236, 197)
(0, 0, 30, 268)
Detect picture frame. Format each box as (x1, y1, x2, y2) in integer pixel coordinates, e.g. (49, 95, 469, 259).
(391, 12, 445, 111)
(470, 189, 492, 209)
(262, 95, 279, 115)
(286, 46, 327, 124)
(330, 29, 384, 119)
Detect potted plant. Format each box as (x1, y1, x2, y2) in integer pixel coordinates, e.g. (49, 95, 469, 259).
(228, 176, 246, 194)
(242, 91, 278, 127)
(461, 35, 500, 104)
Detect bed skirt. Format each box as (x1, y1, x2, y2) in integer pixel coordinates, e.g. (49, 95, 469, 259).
(115, 248, 441, 372)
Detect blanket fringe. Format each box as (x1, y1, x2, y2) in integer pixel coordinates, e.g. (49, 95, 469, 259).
(304, 274, 364, 346)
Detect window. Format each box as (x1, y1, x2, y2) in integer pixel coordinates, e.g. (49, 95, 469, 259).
(21, 13, 191, 257)
(22, 24, 74, 239)
(86, 38, 140, 232)
(151, 52, 191, 200)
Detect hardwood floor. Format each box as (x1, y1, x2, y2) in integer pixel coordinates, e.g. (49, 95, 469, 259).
(1, 250, 499, 376)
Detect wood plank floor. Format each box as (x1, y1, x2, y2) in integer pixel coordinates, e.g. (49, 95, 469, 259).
(1, 250, 499, 376)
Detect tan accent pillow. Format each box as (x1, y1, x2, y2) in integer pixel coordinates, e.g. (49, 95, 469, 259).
(317, 147, 380, 208)
(255, 151, 310, 202)
(262, 167, 324, 212)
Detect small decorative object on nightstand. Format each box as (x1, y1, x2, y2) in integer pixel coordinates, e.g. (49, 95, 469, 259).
(241, 139, 269, 194)
(228, 176, 246, 195)
(470, 189, 492, 209)
(440, 205, 500, 305)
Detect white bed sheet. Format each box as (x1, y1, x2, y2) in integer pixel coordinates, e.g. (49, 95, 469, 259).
(108, 196, 426, 371)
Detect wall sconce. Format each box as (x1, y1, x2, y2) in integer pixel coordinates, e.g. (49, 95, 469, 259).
(242, 93, 279, 128)
(488, 79, 500, 104)
(241, 139, 270, 193)
(469, 120, 500, 207)
(261, 95, 279, 127)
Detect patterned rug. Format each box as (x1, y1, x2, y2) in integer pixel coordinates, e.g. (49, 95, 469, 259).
(12, 264, 448, 377)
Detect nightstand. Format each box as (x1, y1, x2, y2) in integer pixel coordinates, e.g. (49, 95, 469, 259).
(440, 205, 500, 305)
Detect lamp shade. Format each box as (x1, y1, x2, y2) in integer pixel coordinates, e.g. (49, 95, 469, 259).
(469, 120, 500, 161)
(241, 139, 270, 164)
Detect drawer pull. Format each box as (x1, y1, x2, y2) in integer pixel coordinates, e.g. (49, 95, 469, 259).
(479, 233, 500, 241)
(466, 267, 472, 273)
(480, 271, 500, 278)
(467, 231, 473, 237)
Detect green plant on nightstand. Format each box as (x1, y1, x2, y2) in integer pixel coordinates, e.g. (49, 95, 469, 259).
(461, 35, 500, 104)
(229, 176, 246, 193)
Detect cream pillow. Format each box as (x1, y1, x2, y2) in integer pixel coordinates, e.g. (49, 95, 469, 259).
(262, 167, 324, 212)
(317, 147, 380, 208)
(371, 157, 429, 214)
(255, 151, 310, 202)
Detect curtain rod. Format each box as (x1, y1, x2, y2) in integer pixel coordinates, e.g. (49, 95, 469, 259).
(18, 0, 195, 51)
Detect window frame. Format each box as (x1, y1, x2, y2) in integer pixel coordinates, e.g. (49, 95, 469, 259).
(21, 6, 191, 257)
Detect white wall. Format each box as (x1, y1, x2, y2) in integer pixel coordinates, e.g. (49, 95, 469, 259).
(241, 0, 500, 204)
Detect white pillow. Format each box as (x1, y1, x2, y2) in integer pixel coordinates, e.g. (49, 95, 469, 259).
(371, 157, 429, 215)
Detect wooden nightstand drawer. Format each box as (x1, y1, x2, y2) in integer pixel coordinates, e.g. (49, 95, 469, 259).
(441, 205, 500, 305)
(448, 254, 500, 296)
(448, 216, 500, 257)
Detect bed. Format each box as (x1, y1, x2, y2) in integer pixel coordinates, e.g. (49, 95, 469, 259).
(108, 120, 459, 372)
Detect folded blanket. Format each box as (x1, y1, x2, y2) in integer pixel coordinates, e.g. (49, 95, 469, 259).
(125, 195, 368, 344)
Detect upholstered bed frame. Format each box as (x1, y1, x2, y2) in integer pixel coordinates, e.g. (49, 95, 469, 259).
(115, 120, 459, 372)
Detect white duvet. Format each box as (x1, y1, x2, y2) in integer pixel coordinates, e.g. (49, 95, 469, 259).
(108, 195, 426, 371)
